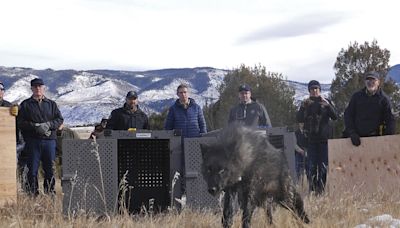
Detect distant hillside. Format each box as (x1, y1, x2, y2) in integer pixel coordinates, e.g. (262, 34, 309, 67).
(0, 66, 329, 126)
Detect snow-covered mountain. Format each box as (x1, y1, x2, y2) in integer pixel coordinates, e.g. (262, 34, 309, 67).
(0, 66, 329, 126)
(286, 80, 331, 106)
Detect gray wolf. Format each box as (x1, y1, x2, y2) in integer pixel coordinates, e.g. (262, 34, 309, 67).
(200, 124, 309, 228)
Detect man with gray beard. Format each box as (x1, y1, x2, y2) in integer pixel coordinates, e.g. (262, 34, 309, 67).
(344, 71, 395, 146)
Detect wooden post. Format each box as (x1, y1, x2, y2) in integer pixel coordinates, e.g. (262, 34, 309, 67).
(0, 107, 17, 205)
(328, 135, 400, 196)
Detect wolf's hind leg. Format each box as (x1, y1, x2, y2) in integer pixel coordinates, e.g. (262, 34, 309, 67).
(265, 196, 274, 224)
(280, 187, 310, 224)
(292, 190, 310, 223)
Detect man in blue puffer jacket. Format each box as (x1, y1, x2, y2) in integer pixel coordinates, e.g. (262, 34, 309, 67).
(164, 84, 207, 138)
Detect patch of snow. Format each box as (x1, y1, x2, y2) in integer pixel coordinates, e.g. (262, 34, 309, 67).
(355, 214, 400, 228)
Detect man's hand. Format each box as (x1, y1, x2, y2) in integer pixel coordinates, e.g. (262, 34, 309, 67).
(9, 105, 18, 116)
(350, 133, 361, 146)
(296, 148, 305, 156)
(35, 122, 51, 136)
(320, 97, 330, 107)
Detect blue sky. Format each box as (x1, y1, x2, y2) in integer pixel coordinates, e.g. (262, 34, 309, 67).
(0, 0, 399, 83)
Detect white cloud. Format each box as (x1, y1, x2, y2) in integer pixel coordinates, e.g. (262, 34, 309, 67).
(0, 0, 399, 82)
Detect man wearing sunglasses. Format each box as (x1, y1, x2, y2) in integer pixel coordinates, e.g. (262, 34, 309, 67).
(344, 71, 395, 146)
(228, 84, 272, 128)
(106, 90, 149, 130)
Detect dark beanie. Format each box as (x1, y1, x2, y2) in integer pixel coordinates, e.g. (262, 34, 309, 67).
(308, 80, 321, 91)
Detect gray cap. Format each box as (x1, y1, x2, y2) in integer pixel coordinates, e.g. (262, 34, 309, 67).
(365, 71, 380, 80)
(31, 78, 44, 86)
(238, 84, 251, 92)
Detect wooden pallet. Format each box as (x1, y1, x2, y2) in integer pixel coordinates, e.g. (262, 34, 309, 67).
(0, 107, 17, 205)
(328, 135, 400, 196)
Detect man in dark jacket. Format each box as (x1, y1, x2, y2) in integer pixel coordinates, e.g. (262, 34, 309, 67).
(164, 84, 207, 138)
(0, 81, 12, 107)
(0, 81, 18, 117)
(106, 91, 150, 130)
(296, 80, 337, 195)
(228, 84, 272, 128)
(17, 78, 64, 196)
(344, 71, 395, 146)
(294, 123, 308, 182)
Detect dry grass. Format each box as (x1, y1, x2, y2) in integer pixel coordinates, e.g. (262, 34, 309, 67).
(1, 187, 400, 228)
(5, 140, 399, 227)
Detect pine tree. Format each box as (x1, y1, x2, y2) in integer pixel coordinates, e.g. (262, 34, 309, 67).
(148, 108, 169, 130)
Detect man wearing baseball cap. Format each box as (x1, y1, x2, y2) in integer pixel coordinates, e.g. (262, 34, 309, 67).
(17, 78, 64, 196)
(228, 83, 272, 128)
(344, 71, 395, 146)
(106, 90, 149, 130)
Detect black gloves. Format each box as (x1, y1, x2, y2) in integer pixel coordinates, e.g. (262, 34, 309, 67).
(350, 133, 361, 146)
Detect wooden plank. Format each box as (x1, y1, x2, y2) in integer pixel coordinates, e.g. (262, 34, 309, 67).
(328, 135, 400, 196)
(0, 107, 17, 205)
(0, 168, 17, 182)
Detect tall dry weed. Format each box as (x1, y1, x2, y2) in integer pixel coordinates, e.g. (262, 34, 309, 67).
(1, 189, 400, 227)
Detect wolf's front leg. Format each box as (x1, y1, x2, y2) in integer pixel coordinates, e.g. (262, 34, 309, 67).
(240, 190, 255, 228)
(222, 188, 234, 228)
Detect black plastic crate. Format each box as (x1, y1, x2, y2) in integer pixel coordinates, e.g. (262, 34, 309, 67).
(117, 139, 170, 213)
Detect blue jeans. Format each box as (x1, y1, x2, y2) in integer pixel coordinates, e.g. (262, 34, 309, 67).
(295, 152, 306, 181)
(25, 138, 56, 196)
(307, 142, 328, 195)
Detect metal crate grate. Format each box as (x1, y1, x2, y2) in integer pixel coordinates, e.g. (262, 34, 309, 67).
(184, 137, 219, 210)
(118, 139, 170, 213)
(62, 139, 118, 215)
